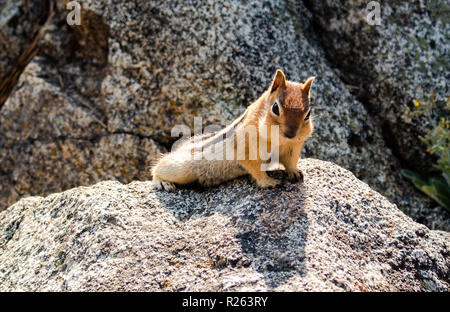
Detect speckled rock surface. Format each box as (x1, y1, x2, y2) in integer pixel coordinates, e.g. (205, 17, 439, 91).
(0, 59, 161, 209)
(304, 0, 449, 175)
(0, 159, 448, 291)
(0, 0, 448, 230)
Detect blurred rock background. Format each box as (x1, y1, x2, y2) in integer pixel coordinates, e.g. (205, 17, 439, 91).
(0, 0, 448, 230)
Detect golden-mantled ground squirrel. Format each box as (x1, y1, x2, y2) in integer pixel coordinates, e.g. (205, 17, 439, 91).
(152, 69, 315, 190)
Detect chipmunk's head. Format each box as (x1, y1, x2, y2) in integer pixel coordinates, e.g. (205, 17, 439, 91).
(265, 69, 315, 140)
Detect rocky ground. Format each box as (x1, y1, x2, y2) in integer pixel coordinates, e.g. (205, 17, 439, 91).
(0, 159, 448, 291)
(0, 0, 448, 230)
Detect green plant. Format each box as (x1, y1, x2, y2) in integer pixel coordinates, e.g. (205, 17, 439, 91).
(401, 94, 450, 212)
(401, 170, 450, 211)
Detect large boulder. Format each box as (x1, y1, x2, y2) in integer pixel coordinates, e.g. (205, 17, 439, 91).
(304, 0, 449, 175)
(0, 0, 448, 230)
(0, 159, 448, 291)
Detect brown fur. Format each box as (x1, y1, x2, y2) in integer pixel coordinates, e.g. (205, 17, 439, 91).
(234, 70, 314, 187)
(151, 69, 315, 190)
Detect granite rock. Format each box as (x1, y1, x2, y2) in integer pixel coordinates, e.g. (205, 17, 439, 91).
(0, 159, 448, 291)
(0, 0, 448, 230)
(304, 0, 449, 175)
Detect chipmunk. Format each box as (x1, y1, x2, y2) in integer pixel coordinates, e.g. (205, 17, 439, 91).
(151, 69, 315, 191)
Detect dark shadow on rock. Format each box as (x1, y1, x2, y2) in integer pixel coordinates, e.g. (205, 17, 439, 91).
(154, 170, 309, 290)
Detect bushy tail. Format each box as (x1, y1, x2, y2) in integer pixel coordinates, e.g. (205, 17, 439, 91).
(149, 153, 166, 178)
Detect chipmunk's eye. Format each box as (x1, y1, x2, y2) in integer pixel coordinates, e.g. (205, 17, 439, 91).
(272, 102, 280, 116)
(304, 110, 311, 121)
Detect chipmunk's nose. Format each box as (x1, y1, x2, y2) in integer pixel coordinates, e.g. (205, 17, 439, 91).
(283, 115, 301, 139)
(284, 128, 297, 139)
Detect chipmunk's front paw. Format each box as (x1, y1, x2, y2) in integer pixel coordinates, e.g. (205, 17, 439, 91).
(152, 177, 176, 191)
(257, 177, 281, 189)
(287, 170, 304, 183)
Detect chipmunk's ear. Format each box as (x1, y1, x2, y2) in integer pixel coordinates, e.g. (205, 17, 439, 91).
(270, 69, 287, 93)
(302, 76, 315, 97)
